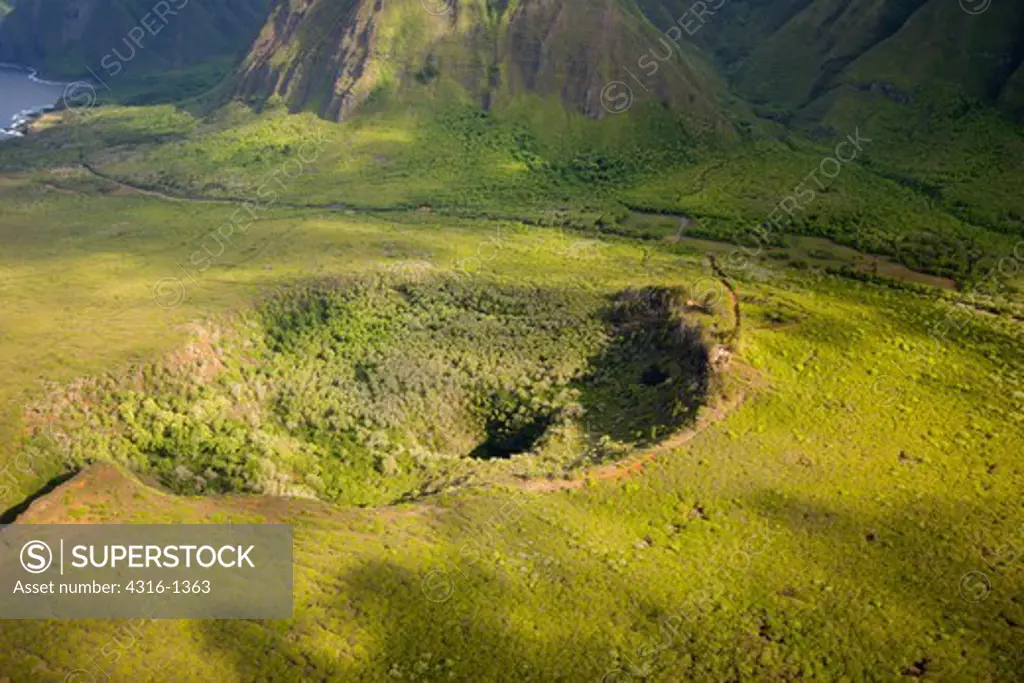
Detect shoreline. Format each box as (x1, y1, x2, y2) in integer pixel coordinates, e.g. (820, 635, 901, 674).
(0, 61, 68, 85)
(0, 63, 68, 138)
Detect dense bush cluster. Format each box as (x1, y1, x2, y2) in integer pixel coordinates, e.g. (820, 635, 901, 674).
(23, 276, 717, 505)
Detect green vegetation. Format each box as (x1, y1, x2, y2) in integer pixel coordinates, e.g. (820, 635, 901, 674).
(5, 93, 1022, 298)
(0, 0, 1022, 679)
(0, 184, 1020, 678)
(21, 276, 723, 505)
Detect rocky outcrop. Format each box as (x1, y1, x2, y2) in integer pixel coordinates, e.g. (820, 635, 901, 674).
(236, 0, 383, 121)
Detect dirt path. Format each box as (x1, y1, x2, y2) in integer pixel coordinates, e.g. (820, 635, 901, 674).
(80, 162, 399, 213)
(708, 253, 741, 344)
(84, 163, 211, 204)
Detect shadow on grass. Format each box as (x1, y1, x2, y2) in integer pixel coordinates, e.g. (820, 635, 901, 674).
(578, 287, 712, 445)
(197, 557, 615, 681)
(0, 469, 78, 523)
(190, 487, 1024, 681)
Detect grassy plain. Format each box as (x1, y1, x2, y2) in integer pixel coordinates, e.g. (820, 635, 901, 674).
(4, 92, 1019, 291)
(0, 93, 1022, 681)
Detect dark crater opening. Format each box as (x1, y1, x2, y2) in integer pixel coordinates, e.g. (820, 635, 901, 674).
(640, 364, 670, 386)
(470, 413, 554, 460)
(579, 286, 712, 445)
(469, 389, 557, 460)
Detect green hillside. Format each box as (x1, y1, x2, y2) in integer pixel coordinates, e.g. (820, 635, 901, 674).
(0, 0, 1022, 681)
(235, 0, 732, 124)
(643, 0, 1024, 120)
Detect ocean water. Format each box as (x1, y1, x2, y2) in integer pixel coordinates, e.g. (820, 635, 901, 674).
(0, 64, 67, 138)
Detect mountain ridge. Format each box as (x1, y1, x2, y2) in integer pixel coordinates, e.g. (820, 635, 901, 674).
(3, 0, 1021, 129)
(234, 0, 731, 123)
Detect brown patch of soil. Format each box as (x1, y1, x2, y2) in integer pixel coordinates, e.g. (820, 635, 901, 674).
(12, 461, 436, 526)
(164, 324, 228, 383)
(13, 462, 143, 524)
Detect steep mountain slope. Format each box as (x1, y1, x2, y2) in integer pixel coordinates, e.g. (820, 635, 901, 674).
(0, 0, 272, 78)
(644, 0, 1024, 121)
(235, 0, 729, 121)
(832, 0, 1024, 118)
(230, 0, 1024, 143)
(5, 0, 1021, 130)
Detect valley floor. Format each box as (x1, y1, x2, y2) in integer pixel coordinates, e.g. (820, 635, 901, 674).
(0, 168, 1021, 680)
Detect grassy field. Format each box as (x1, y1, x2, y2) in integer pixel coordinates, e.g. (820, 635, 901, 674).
(0, 80, 1022, 682)
(0, 156, 1022, 679)
(5, 92, 1024, 292)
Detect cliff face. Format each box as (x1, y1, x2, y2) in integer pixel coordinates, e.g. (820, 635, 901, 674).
(2, 0, 1021, 125)
(234, 0, 1024, 126)
(234, 0, 728, 121)
(236, 0, 381, 121)
(0, 0, 272, 78)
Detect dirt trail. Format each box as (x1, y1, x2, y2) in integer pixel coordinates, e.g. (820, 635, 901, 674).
(84, 163, 210, 204)
(80, 162, 400, 213)
(708, 253, 741, 344)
